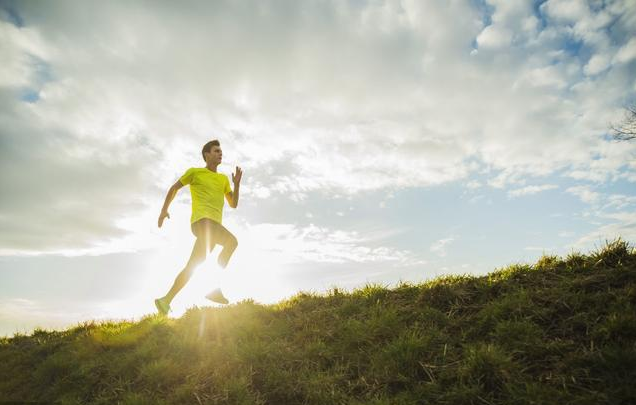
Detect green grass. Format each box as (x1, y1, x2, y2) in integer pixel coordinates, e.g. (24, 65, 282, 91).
(1, 239, 635, 404)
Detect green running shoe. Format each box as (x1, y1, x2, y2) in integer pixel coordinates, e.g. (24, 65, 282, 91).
(154, 297, 171, 315)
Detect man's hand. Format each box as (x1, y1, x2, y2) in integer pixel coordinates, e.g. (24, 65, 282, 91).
(158, 210, 170, 228)
(232, 166, 243, 185)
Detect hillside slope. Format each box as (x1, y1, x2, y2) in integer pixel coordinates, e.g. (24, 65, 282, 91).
(1, 240, 635, 405)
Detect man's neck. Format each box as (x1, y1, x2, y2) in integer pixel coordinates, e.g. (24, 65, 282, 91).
(205, 163, 219, 173)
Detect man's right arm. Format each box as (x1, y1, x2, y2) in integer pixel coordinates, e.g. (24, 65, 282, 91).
(158, 180, 184, 227)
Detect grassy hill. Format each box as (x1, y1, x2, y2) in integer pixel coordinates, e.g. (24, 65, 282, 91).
(1, 240, 635, 405)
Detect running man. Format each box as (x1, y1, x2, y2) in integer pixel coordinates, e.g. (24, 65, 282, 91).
(154, 139, 242, 315)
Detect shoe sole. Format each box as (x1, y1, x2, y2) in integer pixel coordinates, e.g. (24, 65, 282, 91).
(206, 296, 229, 305)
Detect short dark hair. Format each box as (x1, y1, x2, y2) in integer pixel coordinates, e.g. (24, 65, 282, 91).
(202, 140, 220, 162)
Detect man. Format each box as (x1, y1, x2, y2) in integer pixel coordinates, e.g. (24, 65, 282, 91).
(154, 139, 242, 315)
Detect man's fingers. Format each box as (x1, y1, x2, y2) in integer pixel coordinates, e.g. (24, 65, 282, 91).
(158, 212, 169, 228)
(233, 166, 243, 184)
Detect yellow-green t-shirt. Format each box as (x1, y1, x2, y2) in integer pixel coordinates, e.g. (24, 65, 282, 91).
(179, 168, 232, 225)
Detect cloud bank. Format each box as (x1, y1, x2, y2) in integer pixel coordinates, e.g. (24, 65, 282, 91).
(1, 0, 635, 254)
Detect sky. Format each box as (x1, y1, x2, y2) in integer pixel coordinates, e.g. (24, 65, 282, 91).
(1, 0, 635, 337)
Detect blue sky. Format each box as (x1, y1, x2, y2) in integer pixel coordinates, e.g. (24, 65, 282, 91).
(1, 0, 635, 337)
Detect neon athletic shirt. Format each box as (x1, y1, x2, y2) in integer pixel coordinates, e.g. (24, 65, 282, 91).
(179, 167, 232, 225)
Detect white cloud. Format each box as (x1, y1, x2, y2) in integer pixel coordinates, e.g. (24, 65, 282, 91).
(601, 194, 636, 210)
(0, 19, 49, 88)
(614, 37, 636, 64)
(468, 194, 487, 204)
(508, 184, 558, 198)
(541, 0, 588, 23)
(584, 53, 611, 76)
(229, 220, 425, 270)
(564, 185, 636, 254)
(565, 139, 636, 183)
(1, 0, 635, 254)
(523, 246, 555, 252)
(477, 0, 538, 50)
(566, 185, 600, 204)
(522, 65, 568, 89)
(466, 180, 482, 189)
(0, 297, 105, 337)
(430, 237, 455, 257)
(569, 211, 636, 252)
(476, 24, 512, 49)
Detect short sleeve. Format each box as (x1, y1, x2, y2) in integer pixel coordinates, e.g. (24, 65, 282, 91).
(179, 168, 195, 186)
(224, 175, 231, 194)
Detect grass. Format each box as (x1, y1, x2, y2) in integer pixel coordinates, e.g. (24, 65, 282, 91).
(1, 238, 635, 404)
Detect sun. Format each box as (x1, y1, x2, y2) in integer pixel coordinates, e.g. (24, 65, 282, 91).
(133, 216, 296, 318)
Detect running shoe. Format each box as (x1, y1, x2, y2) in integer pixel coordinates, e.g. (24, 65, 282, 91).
(154, 297, 171, 315)
(205, 288, 229, 305)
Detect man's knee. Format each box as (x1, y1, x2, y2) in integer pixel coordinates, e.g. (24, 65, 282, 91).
(187, 244, 207, 267)
(229, 234, 238, 249)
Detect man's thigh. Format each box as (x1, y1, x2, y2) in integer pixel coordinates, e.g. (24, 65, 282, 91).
(192, 218, 235, 248)
(186, 235, 208, 266)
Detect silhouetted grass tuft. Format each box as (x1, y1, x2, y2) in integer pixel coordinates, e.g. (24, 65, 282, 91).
(1, 238, 635, 404)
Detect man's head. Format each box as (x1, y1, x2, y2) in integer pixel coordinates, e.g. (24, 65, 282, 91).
(202, 140, 222, 165)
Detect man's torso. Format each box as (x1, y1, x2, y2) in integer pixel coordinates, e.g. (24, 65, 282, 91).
(180, 168, 230, 225)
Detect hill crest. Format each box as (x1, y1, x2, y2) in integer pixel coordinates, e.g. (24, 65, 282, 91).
(1, 239, 635, 404)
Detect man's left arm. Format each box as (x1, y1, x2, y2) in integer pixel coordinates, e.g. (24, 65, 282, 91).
(226, 166, 242, 208)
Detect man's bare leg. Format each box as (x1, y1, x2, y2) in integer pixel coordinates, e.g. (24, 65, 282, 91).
(204, 228, 237, 304)
(163, 237, 208, 304)
(217, 230, 238, 269)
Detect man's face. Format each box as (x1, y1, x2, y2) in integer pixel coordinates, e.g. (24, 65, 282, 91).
(206, 146, 223, 164)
